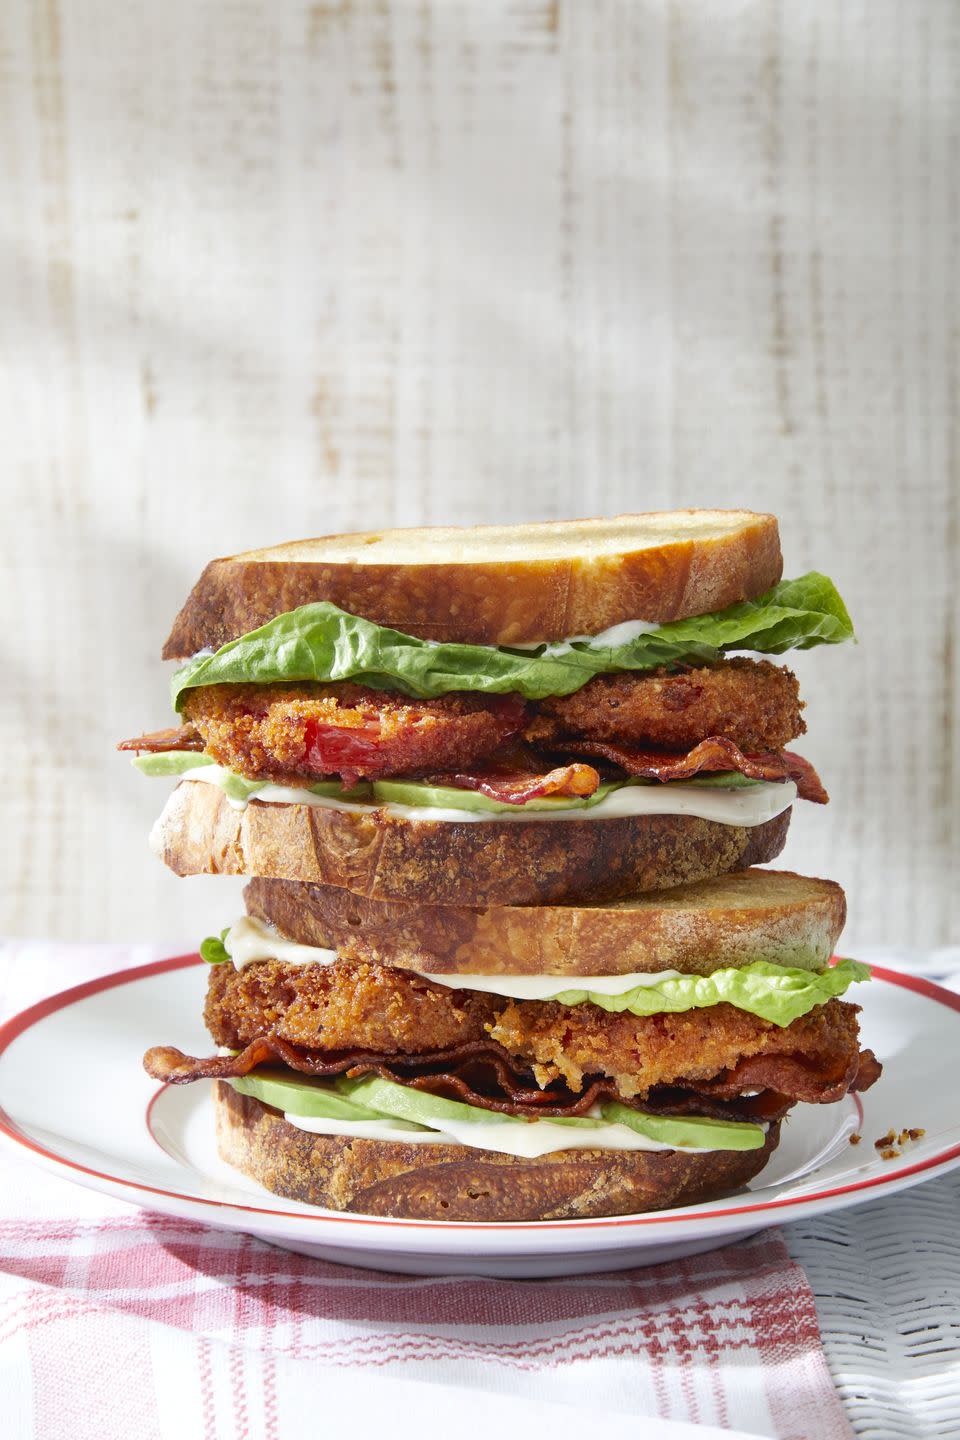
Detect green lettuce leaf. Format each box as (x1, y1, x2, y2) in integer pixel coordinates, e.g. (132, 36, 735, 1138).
(551, 957, 870, 1027)
(199, 930, 231, 964)
(640, 572, 854, 657)
(170, 572, 854, 708)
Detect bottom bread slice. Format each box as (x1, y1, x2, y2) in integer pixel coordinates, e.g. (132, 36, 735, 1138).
(214, 1082, 781, 1222)
(153, 780, 791, 904)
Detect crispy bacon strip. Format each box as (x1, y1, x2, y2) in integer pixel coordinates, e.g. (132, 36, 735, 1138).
(777, 752, 830, 804)
(144, 1038, 515, 1086)
(694, 1045, 881, 1106)
(145, 1037, 792, 1121)
(353, 1060, 615, 1114)
(342, 1062, 797, 1121)
(145, 1037, 614, 1114)
(422, 761, 602, 805)
(646, 1088, 796, 1125)
(117, 725, 204, 754)
(851, 1048, 883, 1093)
(145, 1033, 878, 1118)
(553, 736, 829, 804)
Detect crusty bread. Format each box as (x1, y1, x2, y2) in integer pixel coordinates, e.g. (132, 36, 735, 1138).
(151, 780, 790, 905)
(244, 868, 845, 978)
(162, 510, 782, 656)
(214, 1082, 781, 1221)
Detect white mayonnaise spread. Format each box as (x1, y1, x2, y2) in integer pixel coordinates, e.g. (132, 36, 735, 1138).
(280, 1110, 727, 1157)
(224, 915, 339, 970)
(223, 917, 683, 1003)
(505, 617, 664, 653)
(418, 969, 683, 1000)
(178, 766, 796, 827)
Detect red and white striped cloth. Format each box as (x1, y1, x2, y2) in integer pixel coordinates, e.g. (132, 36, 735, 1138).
(0, 943, 852, 1440)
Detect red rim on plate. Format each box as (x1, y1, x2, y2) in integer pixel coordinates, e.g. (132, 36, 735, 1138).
(0, 954, 958, 1232)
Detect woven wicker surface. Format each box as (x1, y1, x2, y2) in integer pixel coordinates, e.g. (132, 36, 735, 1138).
(785, 1171, 960, 1439)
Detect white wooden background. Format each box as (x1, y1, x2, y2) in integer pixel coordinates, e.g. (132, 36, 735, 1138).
(2, 0, 957, 951)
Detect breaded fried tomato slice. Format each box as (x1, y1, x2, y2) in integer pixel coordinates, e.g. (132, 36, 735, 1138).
(182, 682, 526, 786)
(204, 956, 499, 1056)
(204, 958, 866, 1105)
(526, 658, 805, 754)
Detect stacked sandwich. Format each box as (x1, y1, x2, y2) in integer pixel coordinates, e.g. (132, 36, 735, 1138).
(124, 511, 880, 1221)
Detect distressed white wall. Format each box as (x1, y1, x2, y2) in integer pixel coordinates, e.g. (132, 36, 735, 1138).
(2, 0, 957, 950)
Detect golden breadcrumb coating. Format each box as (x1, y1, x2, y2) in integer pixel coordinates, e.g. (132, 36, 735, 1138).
(183, 682, 525, 786)
(204, 957, 499, 1055)
(204, 958, 861, 1101)
(525, 658, 805, 754)
(487, 991, 860, 1098)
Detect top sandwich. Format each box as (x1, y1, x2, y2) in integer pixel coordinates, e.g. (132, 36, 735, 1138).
(122, 511, 854, 904)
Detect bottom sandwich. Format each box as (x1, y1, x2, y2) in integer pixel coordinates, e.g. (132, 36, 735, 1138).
(215, 1082, 783, 1221)
(145, 868, 881, 1222)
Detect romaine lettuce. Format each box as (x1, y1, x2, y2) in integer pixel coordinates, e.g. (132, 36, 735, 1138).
(170, 572, 854, 709)
(201, 936, 867, 1022)
(199, 930, 231, 964)
(551, 957, 870, 1027)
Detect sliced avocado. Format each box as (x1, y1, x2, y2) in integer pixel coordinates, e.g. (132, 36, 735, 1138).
(131, 751, 215, 776)
(678, 772, 764, 790)
(371, 778, 618, 814)
(230, 1070, 427, 1128)
(130, 752, 267, 803)
(219, 772, 269, 803)
(223, 776, 369, 804)
(237, 1070, 766, 1149)
(371, 775, 762, 813)
(338, 1074, 527, 1127)
(133, 753, 761, 804)
(308, 779, 374, 801)
(341, 1077, 765, 1148)
(599, 1101, 766, 1151)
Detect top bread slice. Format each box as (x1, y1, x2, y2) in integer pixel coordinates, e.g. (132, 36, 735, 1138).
(162, 510, 782, 656)
(244, 868, 846, 978)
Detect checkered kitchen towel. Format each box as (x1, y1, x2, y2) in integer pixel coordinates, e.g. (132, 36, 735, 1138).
(0, 943, 851, 1440)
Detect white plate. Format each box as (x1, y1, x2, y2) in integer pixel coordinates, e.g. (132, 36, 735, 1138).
(0, 955, 956, 1277)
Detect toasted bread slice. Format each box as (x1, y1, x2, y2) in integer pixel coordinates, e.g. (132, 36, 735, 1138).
(162, 510, 782, 656)
(150, 779, 789, 905)
(244, 868, 845, 978)
(214, 1082, 781, 1221)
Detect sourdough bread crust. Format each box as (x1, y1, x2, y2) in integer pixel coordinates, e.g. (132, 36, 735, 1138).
(162, 511, 782, 656)
(244, 868, 845, 978)
(151, 780, 791, 905)
(213, 1082, 781, 1221)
